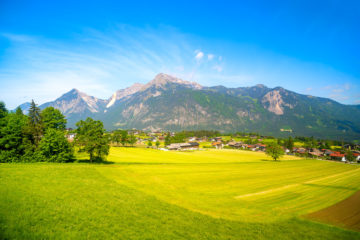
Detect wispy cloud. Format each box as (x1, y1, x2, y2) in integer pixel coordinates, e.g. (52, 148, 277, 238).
(195, 51, 204, 61)
(1, 25, 359, 108)
(1, 26, 227, 108)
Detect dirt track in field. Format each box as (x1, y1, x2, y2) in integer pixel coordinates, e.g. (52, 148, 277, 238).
(307, 190, 360, 231)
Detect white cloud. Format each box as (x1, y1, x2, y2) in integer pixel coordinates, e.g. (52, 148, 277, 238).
(207, 54, 214, 60)
(195, 51, 204, 61)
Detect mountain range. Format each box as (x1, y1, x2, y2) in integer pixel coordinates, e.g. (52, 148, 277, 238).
(17, 73, 360, 141)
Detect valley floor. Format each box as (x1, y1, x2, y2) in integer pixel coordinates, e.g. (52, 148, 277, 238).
(1, 148, 360, 239)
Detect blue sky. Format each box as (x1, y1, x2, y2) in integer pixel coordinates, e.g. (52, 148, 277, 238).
(1, 0, 359, 109)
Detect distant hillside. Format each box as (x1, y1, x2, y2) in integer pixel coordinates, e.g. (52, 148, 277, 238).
(16, 73, 360, 141)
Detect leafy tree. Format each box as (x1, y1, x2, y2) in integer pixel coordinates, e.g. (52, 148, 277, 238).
(304, 137, 317, 152)
(27, 100, 43, 147)
(345, 150, 355, 163)
(265, 142, 284, 161)
(155, 140, 160, 148)
(164, 132, 171, 146)
(42, 107, 67, 131)
(171, 132, 186, 143)
(147, 140, 152, 147)
(112, 130, 122, 146)
(128, 134, 137, 147)
(75, 118, 110, 163)
(0, 112, 27, 162)
(120, 130, 128, 146)
(39, 128, 74, 162)
(284, 137, 294, 151)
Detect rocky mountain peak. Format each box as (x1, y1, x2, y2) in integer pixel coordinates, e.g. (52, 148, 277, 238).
(106, 83, 144, 108)
(143, 73, 202, 90)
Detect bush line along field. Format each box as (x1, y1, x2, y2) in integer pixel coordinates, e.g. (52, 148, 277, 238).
(1, 148, 360, 239)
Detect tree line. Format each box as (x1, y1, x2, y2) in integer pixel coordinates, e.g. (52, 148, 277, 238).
(0, 101, 110, 163)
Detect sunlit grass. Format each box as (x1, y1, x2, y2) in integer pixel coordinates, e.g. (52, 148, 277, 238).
(1, 147, 359, 239)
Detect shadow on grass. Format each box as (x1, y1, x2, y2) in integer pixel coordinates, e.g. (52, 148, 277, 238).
(261, 159, 281, 162)
(76, 159, 115, 164)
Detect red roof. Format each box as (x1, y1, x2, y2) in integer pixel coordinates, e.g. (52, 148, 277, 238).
(330, 153, 345, 157)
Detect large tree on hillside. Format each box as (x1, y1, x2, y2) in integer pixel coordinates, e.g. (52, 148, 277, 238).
(41, 107, 67, 131)
(75, 117, 110, 163)
(265, 142, 284, 161)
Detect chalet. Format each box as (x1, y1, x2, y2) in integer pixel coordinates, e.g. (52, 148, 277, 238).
(322, 149, 333, 156)
(66, 133, 76, 142)
(254, 144, 266, 151)
(246, 144, 256, 151)
(309, 148, 323, 158)
(329, 152, 345, 161)
(228, 141, 242, 149)
(212, 142, 223, 149)
(188, 137, 197, 142)
(354, 153, 360, 162)
(211, 137, 222, 142)
(294, 147, 307, 154)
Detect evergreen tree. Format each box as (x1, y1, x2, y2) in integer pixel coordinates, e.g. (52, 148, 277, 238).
(15, 106, 23, 116)
(27, 100, 43, 147)
(0, 101, 7, 119)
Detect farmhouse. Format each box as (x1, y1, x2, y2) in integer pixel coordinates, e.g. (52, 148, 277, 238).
(212, 142, 223, 149)
(329, 152, 345, 161)
(254, 144, 266, 151)
(228, 141, 242, 149)
(167, 142, 200, 151)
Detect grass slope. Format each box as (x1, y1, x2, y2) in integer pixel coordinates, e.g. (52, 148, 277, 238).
(1, 148, 360, 239)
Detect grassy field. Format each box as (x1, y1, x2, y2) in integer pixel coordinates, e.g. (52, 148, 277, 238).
(1, 148, 360, 239)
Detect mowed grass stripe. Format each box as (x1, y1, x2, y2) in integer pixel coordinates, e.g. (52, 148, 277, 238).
(235, 168, 360, 199)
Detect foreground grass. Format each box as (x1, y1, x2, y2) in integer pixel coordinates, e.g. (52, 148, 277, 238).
(0, 148, 360, 239)
(103, 148, 360, 222)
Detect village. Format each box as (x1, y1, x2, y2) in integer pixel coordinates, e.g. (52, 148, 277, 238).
(71, 129, 360, 163)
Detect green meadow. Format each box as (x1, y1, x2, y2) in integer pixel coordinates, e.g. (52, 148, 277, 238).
(1, 148, 360, 239)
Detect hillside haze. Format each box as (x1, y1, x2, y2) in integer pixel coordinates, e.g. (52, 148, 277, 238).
(18, 73, 360, 141)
